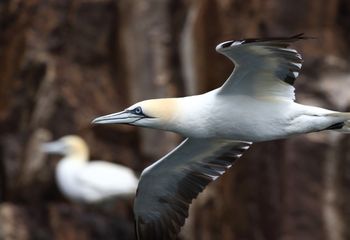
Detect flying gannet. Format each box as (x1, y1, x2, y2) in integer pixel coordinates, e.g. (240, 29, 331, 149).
(42, 135, 138, 203)
(92, 34, 350, 239)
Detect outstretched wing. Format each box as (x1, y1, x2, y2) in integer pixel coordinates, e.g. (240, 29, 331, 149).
(215, 33, 307, 101)
(134, 138, 251, 240)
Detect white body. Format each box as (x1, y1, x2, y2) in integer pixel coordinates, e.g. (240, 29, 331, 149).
(172, 90, 340, 142)
(42, 135, 139, 203)
(56, 158, 138, 203)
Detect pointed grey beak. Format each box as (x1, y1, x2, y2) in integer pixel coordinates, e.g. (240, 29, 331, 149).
(41, 141, 65, 154)
(91, 110, 142, 125)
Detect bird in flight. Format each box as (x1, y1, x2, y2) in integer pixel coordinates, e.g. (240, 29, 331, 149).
(42, 135, 138, 203)
(92, 34, 350, 239)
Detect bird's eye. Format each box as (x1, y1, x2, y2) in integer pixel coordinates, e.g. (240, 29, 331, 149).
(134, 107, 142, 115)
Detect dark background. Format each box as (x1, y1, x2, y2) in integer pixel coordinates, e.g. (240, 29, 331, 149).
(0, 0, 350, 239)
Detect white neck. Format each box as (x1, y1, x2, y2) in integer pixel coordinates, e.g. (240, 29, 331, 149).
(167, 91, 218, 137)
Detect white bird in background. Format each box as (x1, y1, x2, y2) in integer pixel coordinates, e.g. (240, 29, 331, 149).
(42, 135, 138, 203)
(92, 34, 350, 239)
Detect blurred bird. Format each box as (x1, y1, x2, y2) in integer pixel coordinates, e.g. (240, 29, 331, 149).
(42, 135, 138, 203)
(92, 33, 350, 239)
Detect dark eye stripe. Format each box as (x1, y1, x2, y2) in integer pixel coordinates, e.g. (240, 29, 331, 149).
(126, 106, 154, 119)
(127, 106, 144, 115)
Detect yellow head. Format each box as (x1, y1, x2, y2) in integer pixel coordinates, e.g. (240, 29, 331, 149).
(92, 98, 180, 130)
(41, 135, 89, 161)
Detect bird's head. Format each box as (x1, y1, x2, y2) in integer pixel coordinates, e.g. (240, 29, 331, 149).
(92, 98, 179, 130)
(41, 135, 89, 161)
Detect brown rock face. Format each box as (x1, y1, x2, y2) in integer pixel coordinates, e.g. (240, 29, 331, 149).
(0, 0, 349, 239)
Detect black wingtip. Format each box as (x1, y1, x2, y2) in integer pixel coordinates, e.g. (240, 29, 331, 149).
(216, 33, 315, 51)
(242, 33, 314, 44)
(289, 33, 316, 41)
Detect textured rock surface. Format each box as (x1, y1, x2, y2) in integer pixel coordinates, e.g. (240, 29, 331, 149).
(0, 0, 349, 239)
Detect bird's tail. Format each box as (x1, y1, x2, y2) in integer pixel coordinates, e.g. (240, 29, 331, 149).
(327, 112, 350, 133)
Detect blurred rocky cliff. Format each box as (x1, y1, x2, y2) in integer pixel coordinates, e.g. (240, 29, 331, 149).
(0, 0, 349, 239)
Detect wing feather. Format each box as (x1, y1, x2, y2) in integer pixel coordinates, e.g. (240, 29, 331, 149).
(215, 33, 308, 101)
(134, 138, 251, 240)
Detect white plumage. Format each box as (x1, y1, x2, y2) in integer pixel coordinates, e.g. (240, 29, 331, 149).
(42, 135, 138, 203)
(92, 34, 350, 239)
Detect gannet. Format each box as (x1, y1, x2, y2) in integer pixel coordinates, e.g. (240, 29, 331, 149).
(42, 135, 138, 203)
(92, 34, 350, 239)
